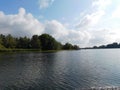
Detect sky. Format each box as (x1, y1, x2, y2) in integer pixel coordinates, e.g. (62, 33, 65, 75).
(0, 0, 120, 47)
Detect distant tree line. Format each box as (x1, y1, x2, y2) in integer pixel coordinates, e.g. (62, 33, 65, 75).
(0, 34, 80, 50)
(93, 42, 120, 49)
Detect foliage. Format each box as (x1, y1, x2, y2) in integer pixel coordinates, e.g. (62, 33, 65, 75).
(0, 44, 6, 49)
(16, 36, 31, 49)
(73, 45, 80, 50)
(63, 43, 73, 50)
(63, 43, 80, 50)
(0, 34, 15, 48)
(0, 33, 80, 50)
(5, 34, 16, 48)
(39, 34, 62, 50)
(31, 35, 41, 49)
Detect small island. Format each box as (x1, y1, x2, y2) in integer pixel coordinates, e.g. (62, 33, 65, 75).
(0, 33, 80, 52)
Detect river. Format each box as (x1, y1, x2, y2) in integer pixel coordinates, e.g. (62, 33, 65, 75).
(0, 49, 120, 90)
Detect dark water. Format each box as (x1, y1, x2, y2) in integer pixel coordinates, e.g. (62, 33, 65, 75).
(0, 49, 120, 90)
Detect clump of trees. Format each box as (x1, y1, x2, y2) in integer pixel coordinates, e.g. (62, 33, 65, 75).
(93, 42, 120, 49)
(0, 33, 80, 50)
(62, 43, 79, 50)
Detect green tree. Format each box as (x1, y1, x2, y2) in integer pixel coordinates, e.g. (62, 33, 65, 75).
(0, 33, 80, 50)
(0, 34, 6, 46)
(5, 34, 16, 48)
(39, 34, 61, 50)
(31, 35, 41, 49)
(73, 45, 80, 50)
(0, 35, 3, 44)
(63, 43, 73, 50)
(0, 35, 5, 49)
(17, 36, 30, 49)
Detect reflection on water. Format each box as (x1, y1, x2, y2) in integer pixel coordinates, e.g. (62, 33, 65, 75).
(0, 49, 120, 89)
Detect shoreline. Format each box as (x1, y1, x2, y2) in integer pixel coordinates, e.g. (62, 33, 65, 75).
(0, 49, 74, 53)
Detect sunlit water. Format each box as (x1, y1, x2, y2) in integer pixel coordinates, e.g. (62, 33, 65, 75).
(0, 49, 120, 90)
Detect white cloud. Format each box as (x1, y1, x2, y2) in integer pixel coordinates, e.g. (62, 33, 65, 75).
(44, 20, 68, 39)
(92, 0, 112, 10)
(75, 0, 111, 29)
(1, 7, 120, 47)
(38, 0, 54, 9)
(0, 8, 92, 47)
(0, 8, 44, 37)
(86, 27, 120, 47)
(76, 10, 105, 29)
(112, 6, 120, 18)
(73, 0, 120, 46)
(43, 20, 91, 46)
(66, 30, 91, 46)
(89, 29, 111, 46)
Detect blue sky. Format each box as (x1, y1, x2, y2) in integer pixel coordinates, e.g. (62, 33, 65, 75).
(0, 0, 91, 22)
(0, 0, 120, 47)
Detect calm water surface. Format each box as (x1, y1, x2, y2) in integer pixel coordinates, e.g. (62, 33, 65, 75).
(0, 49, 120, 90)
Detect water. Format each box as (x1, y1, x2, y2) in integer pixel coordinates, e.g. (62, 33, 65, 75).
(0, 49, 120, 90)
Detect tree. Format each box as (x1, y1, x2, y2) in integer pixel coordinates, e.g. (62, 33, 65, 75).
(5, 34, 16, 48)
(93, 46, 98, 48)
(63, 43, 73, 50)
(0, 35, 5, 49)
(93, 42, 120, 49)
(0, 35, 3, 44)
(31, 35, 41, 49)
(99, 45, 106, 48)
(0, 44, 5, 49)
(39, 34, 61, 50)
(0, 34, 6, 46)
(73, 45, 80, 50)
(16, 36, 30, 49)
(0, 33, 80, 50)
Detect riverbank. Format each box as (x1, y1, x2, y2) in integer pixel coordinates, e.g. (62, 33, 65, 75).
(0, 49, 64, 53)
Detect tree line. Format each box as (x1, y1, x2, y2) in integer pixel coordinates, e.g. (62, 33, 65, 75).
(93, 42, 120, 49)
(0, 33, 79, 50)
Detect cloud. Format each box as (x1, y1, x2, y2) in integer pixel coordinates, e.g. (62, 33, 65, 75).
(92, 0, 112, 10)
(76, 10, 105, 29)
(112, 6, 120, 18)
(89, 28, 120, 46)
(1, 6, 120, 47)
(43, 20, 91, 46)
(89, 29, 110, 46)
(38, 0, 54, 9)
(0, 8, 92, 47)
(76, 0, 120, 46)
(0, 8, 44, 37)
(75, 0, 111, 29)
(44, 20, 68, 39)
(38, 0, 120, 47)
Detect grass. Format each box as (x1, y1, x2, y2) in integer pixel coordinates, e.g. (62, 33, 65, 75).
(0, 48, 41, 52)
(0, 44, 5, 48)
(0, 48, 62, 53)
(0, 45, 76, 53)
